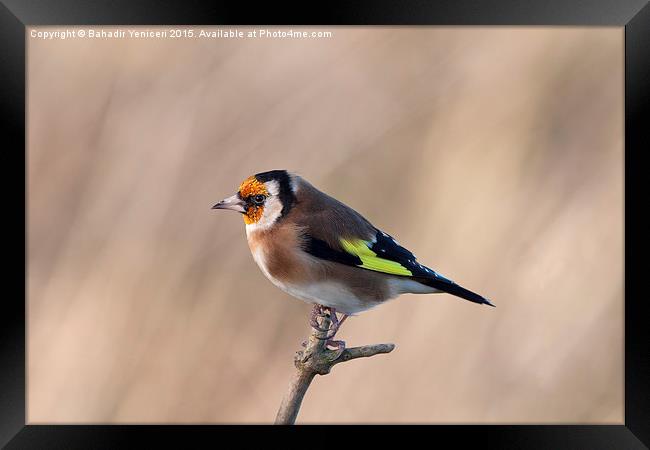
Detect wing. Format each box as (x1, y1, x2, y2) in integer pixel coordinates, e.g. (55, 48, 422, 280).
(304, 226, 448, 279)
(290, 177, 493, 306)
(303, 227, 494, 306)
(291, 177, 428, 274)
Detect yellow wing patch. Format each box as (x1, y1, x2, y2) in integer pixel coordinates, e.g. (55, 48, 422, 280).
(340, 238, 412, 276)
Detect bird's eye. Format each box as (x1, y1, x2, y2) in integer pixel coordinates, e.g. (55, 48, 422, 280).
(252, 194, 266, 205)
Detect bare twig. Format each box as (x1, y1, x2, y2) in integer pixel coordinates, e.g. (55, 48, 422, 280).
(275, 311, 395, 424)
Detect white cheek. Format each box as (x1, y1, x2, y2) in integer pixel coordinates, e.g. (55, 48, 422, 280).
(246, 197, 282, 232)
(265, 180, 280, 196)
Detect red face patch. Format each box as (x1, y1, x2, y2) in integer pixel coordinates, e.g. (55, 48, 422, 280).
(239, 176, 268, 224)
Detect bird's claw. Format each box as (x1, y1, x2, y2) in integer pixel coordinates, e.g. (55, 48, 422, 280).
(309, 319, 331, 333)
(326, 339, 345, 351)
(309, 304, 335, 333)
(326, 340, 346, 359)
(309, 304, 350, 342)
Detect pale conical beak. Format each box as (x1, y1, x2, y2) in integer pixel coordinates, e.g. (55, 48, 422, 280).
(212, 194, 246, 213)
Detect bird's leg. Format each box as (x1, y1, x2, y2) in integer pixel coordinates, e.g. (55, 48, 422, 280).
(325, 309, 346, 351)
(325, 308, 349, 337)
(309, 304, 330, 333)
(311, 306, 338, 340)
(309, 305, 351, 351)
(328, 307, 340, 331)
(321, 307, 351, 351)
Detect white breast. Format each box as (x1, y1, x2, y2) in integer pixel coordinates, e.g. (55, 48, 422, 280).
(248, 245, 373, 315)
(250, 246, 282, 288)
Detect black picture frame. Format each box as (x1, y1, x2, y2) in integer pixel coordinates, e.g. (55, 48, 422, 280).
(3, 0, 648, 447)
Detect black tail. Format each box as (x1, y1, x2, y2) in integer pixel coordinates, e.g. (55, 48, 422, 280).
(413, 276, 495, 307)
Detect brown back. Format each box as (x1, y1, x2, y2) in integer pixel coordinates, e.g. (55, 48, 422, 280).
(286, 176, 376, 250)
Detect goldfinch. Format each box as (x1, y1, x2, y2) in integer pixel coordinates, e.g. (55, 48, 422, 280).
(212, 170, 493, 346)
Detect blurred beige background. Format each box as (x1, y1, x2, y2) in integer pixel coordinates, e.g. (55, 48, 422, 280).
(27, 26, 623, 424)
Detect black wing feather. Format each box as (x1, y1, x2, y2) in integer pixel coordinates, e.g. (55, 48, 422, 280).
(370, 230, 493, 306)
(369, 230, 434, 278)
(303, 228, 494, 307)
(304, 236, 362, 267)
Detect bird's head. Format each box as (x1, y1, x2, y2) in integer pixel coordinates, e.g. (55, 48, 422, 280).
(212, 170, 297, 229)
